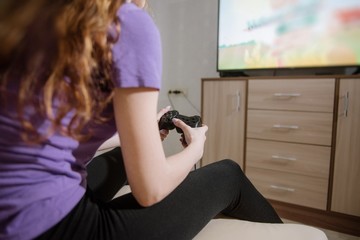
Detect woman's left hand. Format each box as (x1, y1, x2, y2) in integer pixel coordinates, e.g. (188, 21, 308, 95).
(157, 106, 171, 141)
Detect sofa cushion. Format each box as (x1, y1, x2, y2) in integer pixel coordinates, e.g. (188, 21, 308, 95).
(194, 218, 327, 240)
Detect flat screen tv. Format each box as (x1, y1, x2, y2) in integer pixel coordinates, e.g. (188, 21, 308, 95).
(217, 0, 360, 76)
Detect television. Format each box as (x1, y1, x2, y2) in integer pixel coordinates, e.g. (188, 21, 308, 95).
(217, 0, 360, 76)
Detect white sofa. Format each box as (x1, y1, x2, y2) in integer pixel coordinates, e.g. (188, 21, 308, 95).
(97, 135, 328, 240)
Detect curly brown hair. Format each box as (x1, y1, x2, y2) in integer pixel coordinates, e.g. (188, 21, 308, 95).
(0, 0, 123, 142)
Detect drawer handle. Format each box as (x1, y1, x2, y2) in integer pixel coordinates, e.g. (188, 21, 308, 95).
(273, 93, 301, 98)
(338, 91, 349, 118)
(344, 92, 349, 117)
(271, 155, 297, 162)
(270, 185, 295, 192)
(272, 124, 299, 130)
(236, 90, 241, 112)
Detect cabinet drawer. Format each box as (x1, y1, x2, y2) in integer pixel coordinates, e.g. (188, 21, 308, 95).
(246, 139, 331, 178)
(246, 167, 328, 210)
(248, 79, 335, 112)
(247, 110, 333, 145)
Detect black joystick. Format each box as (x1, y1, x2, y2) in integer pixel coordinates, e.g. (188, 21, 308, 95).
(158, 110, 202, 134)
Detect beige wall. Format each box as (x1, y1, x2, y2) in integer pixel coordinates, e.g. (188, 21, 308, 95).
(151, 0, 219, 155)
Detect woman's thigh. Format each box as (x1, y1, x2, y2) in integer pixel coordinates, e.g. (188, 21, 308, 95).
(105, 159, 242, 240)
(106, 158, 281, 240)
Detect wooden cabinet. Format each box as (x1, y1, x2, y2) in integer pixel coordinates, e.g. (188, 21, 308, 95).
(201, 76, 360, 236)
(201, 79, 246, 168)
(331, 79, 360, 217)
(246, 78, 334, 210)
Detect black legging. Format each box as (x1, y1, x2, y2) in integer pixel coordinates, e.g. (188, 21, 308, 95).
(36, 147, 282, 240)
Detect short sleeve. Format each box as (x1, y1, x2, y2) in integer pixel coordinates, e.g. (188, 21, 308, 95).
(112, 3, 162, 90)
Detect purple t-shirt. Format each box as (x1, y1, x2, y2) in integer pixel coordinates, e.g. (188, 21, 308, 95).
(0, 3, 161, 240)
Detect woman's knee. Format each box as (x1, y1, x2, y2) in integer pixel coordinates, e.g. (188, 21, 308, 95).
(205, 159, 245, 183)
(217, 159, 243, 174)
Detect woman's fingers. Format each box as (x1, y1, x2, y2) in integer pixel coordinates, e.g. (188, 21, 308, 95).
(157, 106, 171, 122)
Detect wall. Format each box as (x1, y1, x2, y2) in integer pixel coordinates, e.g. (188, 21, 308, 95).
(151, 0, 219, 155)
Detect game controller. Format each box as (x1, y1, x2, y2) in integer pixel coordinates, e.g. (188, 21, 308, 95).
(158, 110, 202, 134)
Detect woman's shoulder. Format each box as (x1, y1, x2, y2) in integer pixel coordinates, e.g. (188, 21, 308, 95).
(117, 3, 152, 23)
(111, 3, 161, 90)
(115, 2, 160, 47)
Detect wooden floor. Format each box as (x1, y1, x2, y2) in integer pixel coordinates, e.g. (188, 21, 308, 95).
(324, 229, 360, 240)
(283, 219, 360, 240)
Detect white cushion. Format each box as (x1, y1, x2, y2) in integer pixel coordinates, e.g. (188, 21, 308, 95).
(194, 218, 327, 240)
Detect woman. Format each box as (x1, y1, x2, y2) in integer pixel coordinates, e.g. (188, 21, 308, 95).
(0, 0, 282, 239)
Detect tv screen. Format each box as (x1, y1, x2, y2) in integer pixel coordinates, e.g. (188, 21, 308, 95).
(217, 0, 360, 73)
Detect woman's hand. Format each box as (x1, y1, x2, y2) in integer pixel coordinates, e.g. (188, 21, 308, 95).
(157, 106, 171, 141)
(172, 118, 208, 156)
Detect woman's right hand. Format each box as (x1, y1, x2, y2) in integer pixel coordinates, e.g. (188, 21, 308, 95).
(172, 118, 208, 155)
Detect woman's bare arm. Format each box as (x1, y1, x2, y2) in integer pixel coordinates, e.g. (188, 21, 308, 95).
(113, 87, 207, 207)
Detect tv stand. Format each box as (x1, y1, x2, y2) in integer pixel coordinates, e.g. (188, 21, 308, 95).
(352, 67, 360, 75)
(201, 75, 360, 237)
(219, 71, 248, 77)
